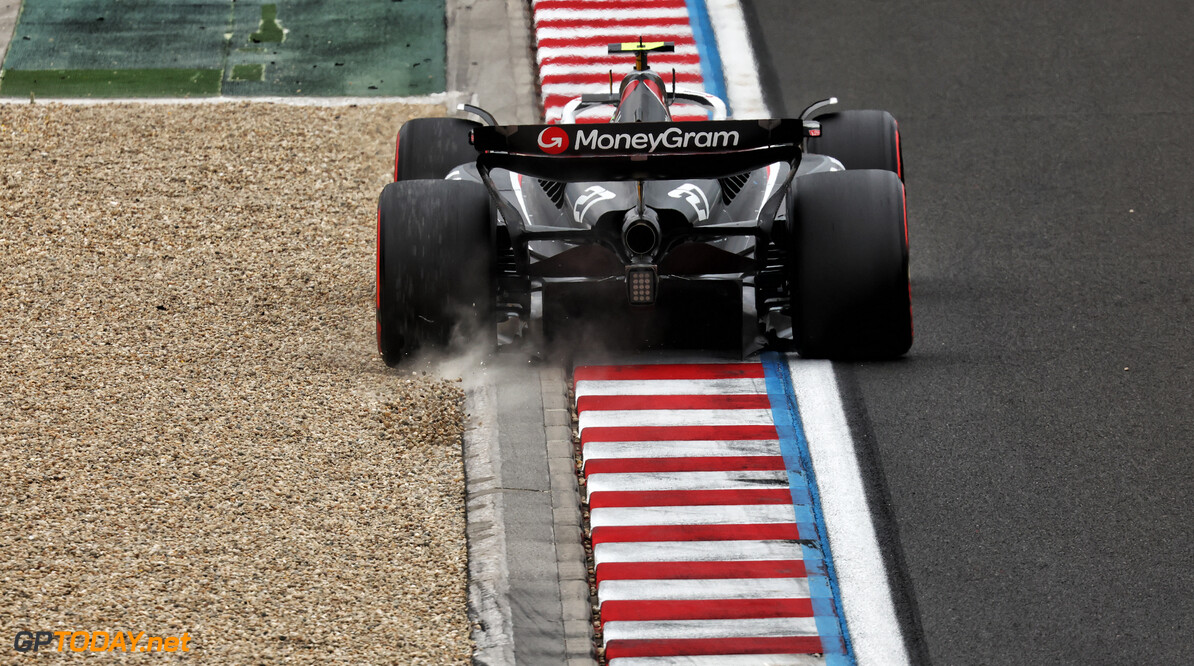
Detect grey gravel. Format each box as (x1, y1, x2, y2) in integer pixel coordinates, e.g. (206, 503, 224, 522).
(0, 102, 471, 663)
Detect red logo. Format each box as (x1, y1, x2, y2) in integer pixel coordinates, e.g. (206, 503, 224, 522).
(537, 126, 569, 154)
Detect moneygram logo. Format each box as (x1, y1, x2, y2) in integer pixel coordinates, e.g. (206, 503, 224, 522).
(575, 127, 741, 153)
(537, 126, 569, 154)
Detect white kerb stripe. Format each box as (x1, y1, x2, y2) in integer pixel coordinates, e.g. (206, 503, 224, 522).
(591, 504, 796, 528)
(586, 470, 789, 498)
(790, 358, 910, 666)
(536, 26, 693, 40)
(609, 655, 827, 666)
(535, 8, 691, 21)
(579, 408, 774, 433)
(540, 62, 704, 77)
(576, 378, 769, 396)
(538, 44, 700, 62)
(604, 617, 821, 641)
(594, 539, 803, 565)
(584, 439, 782, 461)
(542, 83, 625, 96)
(598, 577, 810, 604)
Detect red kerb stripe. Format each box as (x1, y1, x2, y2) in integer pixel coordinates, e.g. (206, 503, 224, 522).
(595, 559, 807, 583)
(587, 488, 793, 508)
(582, 425, 778, 445)
(604, 636, 825, 659)
(574, 363, 765, 382)
(600, 598, 814, 625)
(539, 53, 701, 67)
(537, 35, 696, 50)
(590, 523, 800, 544)
(534, 0, 687, 10)
(577, 394, 770, 412)
(584, 456, 786, 476)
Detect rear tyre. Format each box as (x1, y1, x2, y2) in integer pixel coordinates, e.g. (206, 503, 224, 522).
(806, 110, 903, 179)
(376, 180, 495, 365)
(786, 170, 912, 359)
(394, 118, 481, 181)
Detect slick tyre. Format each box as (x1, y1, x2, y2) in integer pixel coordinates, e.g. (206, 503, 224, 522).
(393, 118, 481, 181)
(376, 180, 495, 365)
(806, 110, 903, 179)
(787, 170, 912, 359)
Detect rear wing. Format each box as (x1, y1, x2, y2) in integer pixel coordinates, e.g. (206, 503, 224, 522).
(471, 118, 822, 259)
(471, 118, 818, 182)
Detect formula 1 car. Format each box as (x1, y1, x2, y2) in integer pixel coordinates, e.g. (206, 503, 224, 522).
(376, 41, 911, 365)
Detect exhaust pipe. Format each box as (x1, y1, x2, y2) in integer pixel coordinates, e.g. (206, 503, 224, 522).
(621, 208, 661, 259)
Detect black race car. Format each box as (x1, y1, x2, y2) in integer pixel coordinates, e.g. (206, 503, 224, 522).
(376, 41, 911, 365)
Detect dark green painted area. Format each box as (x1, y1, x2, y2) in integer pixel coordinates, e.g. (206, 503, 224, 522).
(0, 68, 223, 97)
(223, 0, 445, 97)
(0, 0, 445, 97)
(2, 1, 231, 73)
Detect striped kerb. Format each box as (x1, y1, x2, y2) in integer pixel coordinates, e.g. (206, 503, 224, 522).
(531, 0, 711, 122)
(575, 361, 852, 665)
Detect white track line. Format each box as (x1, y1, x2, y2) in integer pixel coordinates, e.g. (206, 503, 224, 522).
(789, 360, 909, 665)
(704, 0, 768, 118)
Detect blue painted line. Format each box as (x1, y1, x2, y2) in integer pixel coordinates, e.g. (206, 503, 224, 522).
(683, 0, 729, 113)
(762, 352, 856, 666)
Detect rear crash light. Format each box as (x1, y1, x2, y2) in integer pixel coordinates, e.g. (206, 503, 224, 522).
(626, 265, 658, 305)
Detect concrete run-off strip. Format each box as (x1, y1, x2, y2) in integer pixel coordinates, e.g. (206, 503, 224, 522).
(0, 0, 445, 97)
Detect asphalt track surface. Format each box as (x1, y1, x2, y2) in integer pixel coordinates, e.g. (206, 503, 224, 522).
(743, 1, 1194, 663)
